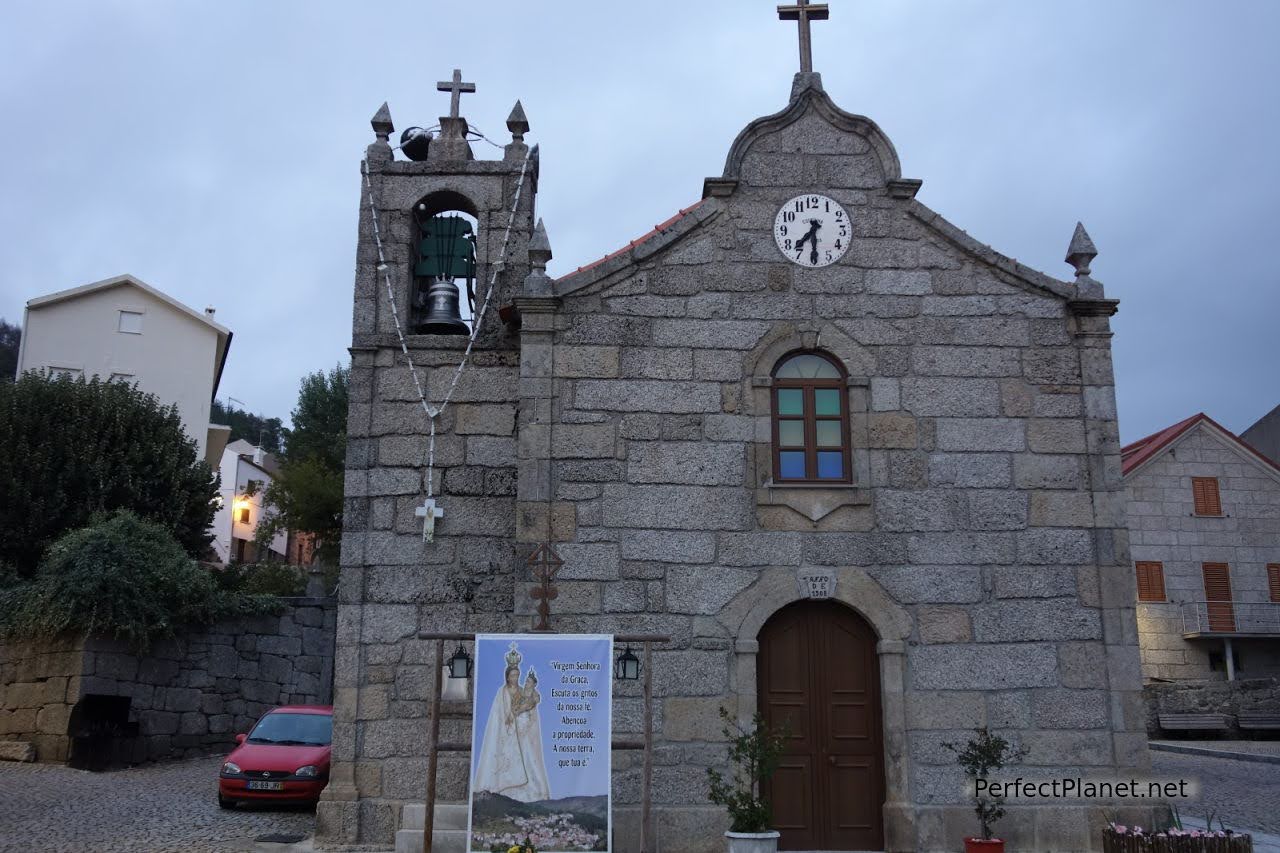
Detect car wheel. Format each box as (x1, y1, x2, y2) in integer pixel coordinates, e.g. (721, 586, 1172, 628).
(218, 795, 236, 810)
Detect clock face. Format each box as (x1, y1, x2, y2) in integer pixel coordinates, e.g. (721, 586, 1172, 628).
(773, 194, 851, 268)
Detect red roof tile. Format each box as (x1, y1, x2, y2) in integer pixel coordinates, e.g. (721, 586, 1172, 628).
(1121, 412, 1280, 476)
(558, 199, 709, 279)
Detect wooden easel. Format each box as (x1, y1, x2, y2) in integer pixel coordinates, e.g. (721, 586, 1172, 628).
(417, 631, 669, 853)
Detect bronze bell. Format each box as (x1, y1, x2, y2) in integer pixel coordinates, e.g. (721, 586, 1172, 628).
(419, 276, 470, 335)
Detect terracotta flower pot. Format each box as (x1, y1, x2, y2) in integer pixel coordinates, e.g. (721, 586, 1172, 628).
(725, 830, 781, 853)
(964, 838, 1005, 853)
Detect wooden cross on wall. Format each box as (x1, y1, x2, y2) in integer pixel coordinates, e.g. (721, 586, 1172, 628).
(527, 542, 563, 632)
(777, 0, 830, 74)
(437, 68, 476, 120)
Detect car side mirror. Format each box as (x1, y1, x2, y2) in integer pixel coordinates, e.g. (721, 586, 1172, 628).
(235, 733, 247, 745)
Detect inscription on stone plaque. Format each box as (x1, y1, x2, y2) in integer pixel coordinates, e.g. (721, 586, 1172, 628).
(797, 568, 836, 599)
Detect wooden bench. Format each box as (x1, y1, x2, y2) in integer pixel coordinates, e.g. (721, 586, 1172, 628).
(1157, 713, 1232, 732)
(1237, 711, 1280, 730)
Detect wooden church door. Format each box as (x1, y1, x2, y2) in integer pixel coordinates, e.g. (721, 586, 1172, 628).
(758, 600, 885, 851)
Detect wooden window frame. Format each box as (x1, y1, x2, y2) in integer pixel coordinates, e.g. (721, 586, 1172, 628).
(1192, 476, 1223, 516)
(1135, 561, 1166, 602)
(1268, 564, 1280, 603)
(771, 351, 852, 484)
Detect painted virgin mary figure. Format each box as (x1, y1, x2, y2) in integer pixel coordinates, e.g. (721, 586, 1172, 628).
(473, 642, 551, 802)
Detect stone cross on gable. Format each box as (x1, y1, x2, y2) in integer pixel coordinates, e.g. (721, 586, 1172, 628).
(437, 68, 476, 120)
(777, 0, 830, 74)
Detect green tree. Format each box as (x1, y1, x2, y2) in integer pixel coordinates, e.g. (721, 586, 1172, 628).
(0, 319, 20, 381)
(0, 373, 217, 578)
(0, 512, 276, 650)
(284, 365, 348, 469)
(255, 365, 348, 568)
(210, 399, 284, 453)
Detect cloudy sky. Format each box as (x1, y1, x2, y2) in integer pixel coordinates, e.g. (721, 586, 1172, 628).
(2, 1, 1277, 442)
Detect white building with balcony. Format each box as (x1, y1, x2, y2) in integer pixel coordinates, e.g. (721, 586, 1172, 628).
(1123, 413, 1280, 681)
(15, 273, 233, 467)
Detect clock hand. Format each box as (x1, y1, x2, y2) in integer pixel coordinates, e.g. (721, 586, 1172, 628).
(807, 219, 821, 264)
(795, 220, 820, 250)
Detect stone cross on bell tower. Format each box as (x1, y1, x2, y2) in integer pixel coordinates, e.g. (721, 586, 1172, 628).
(777, 0, 830, 73)
(432, 68, 476, 161)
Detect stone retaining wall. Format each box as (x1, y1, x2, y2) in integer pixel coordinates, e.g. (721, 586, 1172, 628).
(1144, 677, 1280, 736)
(0, 597, 336, 764)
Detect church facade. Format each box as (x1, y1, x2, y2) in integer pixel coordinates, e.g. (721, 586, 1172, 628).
(318, 64, 1159, 852)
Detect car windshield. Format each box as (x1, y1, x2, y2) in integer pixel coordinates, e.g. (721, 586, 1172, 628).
(247, 712, 332, 746)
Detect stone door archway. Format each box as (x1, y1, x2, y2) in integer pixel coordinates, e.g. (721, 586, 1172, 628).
(758, 599, 885, 851)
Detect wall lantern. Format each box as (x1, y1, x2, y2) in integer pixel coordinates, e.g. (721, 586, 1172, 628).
(446, 644, 473, 680)
(615, 646, 641, 681)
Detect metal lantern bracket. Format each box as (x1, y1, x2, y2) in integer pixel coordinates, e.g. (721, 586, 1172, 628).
(446, 644, 472, 679)
(415, 632, 668, 853)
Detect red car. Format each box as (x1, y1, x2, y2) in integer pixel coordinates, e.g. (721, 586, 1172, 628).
(218, 705, 333, 808)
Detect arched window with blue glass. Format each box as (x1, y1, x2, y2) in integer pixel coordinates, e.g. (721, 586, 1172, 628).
(771, 351, 851, 483)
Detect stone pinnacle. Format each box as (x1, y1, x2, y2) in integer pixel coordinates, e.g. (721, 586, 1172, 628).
(507, 100, 530, 139)
(371, 102, 393, 138)
(1065, 221, 1098, 277)
(529, 218, 552, 265)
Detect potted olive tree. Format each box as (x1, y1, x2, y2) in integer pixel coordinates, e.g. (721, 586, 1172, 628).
(943, 727, 1028, 853)
(706, 707, 789, 853)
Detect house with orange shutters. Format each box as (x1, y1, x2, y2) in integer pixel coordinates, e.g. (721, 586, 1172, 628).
(1123, 413, 1280, 682)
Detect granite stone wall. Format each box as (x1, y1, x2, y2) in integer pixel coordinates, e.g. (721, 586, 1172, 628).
(0, 634, 84, 762)
(0, 597, 335, 764)
(323, 76, 1158, 853)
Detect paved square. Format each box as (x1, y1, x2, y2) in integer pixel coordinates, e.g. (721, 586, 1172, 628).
(0, 757, 315, 852)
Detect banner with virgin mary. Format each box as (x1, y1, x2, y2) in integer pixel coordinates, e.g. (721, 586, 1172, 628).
(467, 634, 613, 853)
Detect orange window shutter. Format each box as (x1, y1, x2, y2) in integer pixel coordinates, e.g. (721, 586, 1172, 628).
(1193, 477, 1222, 515)
(1135, 562, 1166, 602)
(1269, 564, 1280, 603)
(1202, 563, 1235, 631)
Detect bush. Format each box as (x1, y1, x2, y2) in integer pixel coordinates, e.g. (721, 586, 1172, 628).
(214, 562, 307, 597)
(944, 727, 1028, 841)
(0, 373, 218, 578)
(706, 707, 789, 833)
(0, 512, 278, 651)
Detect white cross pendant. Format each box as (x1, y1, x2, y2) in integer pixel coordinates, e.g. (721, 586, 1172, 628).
(415, 498, 444, 543)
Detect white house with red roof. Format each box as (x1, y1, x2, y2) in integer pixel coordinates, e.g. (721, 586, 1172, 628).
(1123, 413, 1280, 681)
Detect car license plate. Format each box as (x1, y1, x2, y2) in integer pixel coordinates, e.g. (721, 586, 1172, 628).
(247, 780, 284, 791)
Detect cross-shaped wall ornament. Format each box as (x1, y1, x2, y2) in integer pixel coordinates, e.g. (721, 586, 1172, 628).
(526, 542, 564, 632)
(777, 0, 830, 74)
(436, 68, 476, 120)
(416, 497, 444, 543)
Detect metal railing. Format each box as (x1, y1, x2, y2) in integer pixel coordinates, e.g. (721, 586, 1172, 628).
(1180, 600, 1280, 635)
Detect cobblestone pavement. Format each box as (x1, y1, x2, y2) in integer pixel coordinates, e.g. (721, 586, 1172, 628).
(0, 756, 316, 852)
(1152, 749, 1280, 835)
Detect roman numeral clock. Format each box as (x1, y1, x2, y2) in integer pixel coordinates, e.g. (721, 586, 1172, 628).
(773, 193, 850, 267)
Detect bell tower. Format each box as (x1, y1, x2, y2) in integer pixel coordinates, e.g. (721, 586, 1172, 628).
(353, 72, 538, 352)
(321, 77, 539, 843)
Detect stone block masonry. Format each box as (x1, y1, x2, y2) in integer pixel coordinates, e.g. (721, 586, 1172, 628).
(324, 74, 1151, 852)
(0, 598, 335, 764)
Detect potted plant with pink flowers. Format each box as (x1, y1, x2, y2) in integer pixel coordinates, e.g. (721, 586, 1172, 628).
(1103, 809, 1253, 852)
